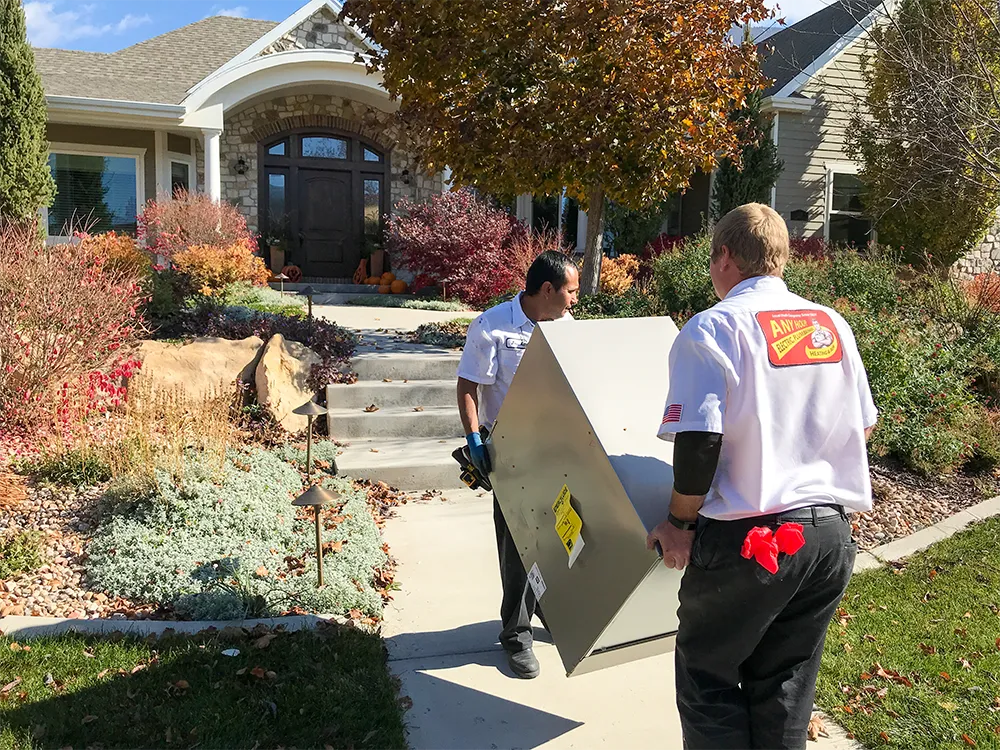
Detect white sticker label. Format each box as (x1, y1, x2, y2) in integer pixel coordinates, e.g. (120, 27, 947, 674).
(568, 534, 585, 569)
(527, 562, 547, 600)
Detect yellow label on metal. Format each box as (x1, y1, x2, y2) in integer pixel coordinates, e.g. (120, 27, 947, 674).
(553, 484, 583, 558)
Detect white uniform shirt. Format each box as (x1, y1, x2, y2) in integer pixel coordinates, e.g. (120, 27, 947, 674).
(457, 294, 571, 429)
(658, 276, 878, 520)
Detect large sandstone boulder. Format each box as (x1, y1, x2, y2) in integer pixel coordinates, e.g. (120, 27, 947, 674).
(255, 334, 322, 433)
(134, 337, 264, 399)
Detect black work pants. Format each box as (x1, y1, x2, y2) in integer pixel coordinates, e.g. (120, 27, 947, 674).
(675, 506, 857, 750)
(493, 495, 543, 652)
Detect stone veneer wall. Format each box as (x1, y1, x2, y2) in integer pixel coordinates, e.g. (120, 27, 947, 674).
(259, 6, 367, 57)
(220, 94, 442, 233)
(954, 210, 1000, 279)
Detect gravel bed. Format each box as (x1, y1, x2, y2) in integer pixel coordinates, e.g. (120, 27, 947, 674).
(851, 459, 997, 550)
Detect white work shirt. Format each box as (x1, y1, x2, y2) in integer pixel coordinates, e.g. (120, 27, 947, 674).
(457, 294, 570, 429)
(658, 276, 878, 520)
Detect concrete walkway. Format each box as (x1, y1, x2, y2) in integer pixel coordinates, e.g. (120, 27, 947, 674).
(382, 489, 860, 749)
(314, 304, 477, 332)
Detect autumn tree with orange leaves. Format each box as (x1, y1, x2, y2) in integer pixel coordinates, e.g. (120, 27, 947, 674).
(342, 0, 773, 294)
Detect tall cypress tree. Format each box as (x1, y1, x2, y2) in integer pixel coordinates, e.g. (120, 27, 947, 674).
(0, 0, 56, 220)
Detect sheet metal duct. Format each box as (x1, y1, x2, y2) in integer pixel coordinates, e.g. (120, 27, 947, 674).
(490, 316, 685, 677)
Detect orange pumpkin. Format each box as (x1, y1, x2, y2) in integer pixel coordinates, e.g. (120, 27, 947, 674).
(390, 279, 408, 294)
(377, 284, 391, 294)
(380, 272, 396, 285)
(364, 276, 380, 285)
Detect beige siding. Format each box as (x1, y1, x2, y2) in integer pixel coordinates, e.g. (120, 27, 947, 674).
(45, 123, 156, 204)
(774, 40, 869, 239)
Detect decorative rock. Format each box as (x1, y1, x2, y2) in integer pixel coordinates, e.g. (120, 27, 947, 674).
(255, 333, 323, 433)
(134, 336, 265, 401)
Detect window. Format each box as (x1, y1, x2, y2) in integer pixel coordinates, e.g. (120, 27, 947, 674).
(267, 172, 287, 222)
(170, 160, 191, 193)
(826, 166, 873, 249)
(301, 136, 348, 159)
(363, 147, 382, 163)
(268, 141, 287, 156)
(364, 178, 382, 240)
(45, 145, 144, 238)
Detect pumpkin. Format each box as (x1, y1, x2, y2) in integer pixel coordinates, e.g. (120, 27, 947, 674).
(380, 272, 396, 285)
(378, 284, 391, 294)
(364, 276, 380, 286)
(352, 259, 368, 285)
(390, 279, 408, 294)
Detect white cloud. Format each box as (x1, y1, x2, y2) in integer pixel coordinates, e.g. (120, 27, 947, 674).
(213, 6, 249, 18)
(24, 2, 151, 48)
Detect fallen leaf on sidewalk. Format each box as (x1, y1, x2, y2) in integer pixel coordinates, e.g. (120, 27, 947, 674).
(383, 378, 393, 382)
(364, 404, 379, 413)
(370, 448, 379, 453)
(807, 714, 829, 741)
(413, 406, 424, 412)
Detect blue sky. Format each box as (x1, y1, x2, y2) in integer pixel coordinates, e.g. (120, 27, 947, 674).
(23, 0, 833, 52)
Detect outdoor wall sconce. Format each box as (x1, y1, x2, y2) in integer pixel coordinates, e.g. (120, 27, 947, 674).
(233, 156, 249, 175)
(401, 169, 411, 185)
(291, 482, 339, 587)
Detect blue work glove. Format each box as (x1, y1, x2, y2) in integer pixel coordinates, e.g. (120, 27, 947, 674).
(466, 431, 493, 477)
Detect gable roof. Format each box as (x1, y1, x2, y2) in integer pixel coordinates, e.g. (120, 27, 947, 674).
(759, 0, 885, 97)
(34, 16, 278, 105)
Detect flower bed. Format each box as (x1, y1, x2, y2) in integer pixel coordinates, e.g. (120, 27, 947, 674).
(1, 446, 404, 623)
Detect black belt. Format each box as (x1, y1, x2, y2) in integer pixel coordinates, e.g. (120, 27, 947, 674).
(767, 504, 847, 525)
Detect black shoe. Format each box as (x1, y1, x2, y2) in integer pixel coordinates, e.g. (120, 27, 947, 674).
(506, 648, 540, 679)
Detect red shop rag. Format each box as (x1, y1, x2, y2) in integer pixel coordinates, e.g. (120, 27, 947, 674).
(740, 523, 806, 574)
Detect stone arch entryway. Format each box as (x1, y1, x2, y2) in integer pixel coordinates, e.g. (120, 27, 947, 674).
(258, 125, 391, 279)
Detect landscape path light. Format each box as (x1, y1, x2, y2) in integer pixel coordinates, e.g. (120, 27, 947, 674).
(291, 483, 340, 587)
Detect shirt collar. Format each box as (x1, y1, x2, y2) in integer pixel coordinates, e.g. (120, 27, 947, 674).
(512, 293, 533, 329)
(725, 275, 787, 299)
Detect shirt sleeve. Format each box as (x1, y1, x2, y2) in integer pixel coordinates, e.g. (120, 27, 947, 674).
(658, 319, 731, 440)
(457, 315, 498, 385)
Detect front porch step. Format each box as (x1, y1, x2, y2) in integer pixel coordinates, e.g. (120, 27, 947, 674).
(327, 405, 463, 440)
(335, 437, 468, 491)
(312, 293, 419, 305)
(269, 282, 379, 294)
(352, 351, 462, 382)
(327, 379, 455, 410)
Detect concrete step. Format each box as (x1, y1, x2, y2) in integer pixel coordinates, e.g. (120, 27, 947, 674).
(327, 379, 454, 410)
(352, 351, 461, 382)
(312, 293, 418, 305)
(269, 282, 376, 294)
(335, 436, 468, 491)
(327, 405, 463, 440)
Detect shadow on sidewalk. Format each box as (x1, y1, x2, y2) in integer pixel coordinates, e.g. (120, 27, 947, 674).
(386, 619, 553, 665)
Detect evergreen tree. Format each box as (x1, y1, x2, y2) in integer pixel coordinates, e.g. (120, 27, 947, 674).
(711, 90, 783, 221)
(0, 0, 56, 220)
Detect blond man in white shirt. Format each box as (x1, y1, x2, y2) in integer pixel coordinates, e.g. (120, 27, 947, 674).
(647, 204, 877, 749)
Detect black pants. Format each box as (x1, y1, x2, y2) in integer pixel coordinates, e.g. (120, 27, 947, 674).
(675, 506, 857, 750)
(493, 495, 543, 653)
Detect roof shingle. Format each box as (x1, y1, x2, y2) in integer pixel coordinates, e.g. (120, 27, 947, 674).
(34, 16, 278, 105)
(758, 0, 883, 97)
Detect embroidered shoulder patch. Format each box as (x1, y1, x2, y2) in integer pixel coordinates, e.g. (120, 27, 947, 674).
(755, 310, 843, 367)
(662, 404, 684, 424)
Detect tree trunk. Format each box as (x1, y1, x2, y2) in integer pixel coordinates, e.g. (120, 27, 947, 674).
(579, 185, 606, 296)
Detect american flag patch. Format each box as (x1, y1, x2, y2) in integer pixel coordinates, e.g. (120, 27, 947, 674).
(662, 404, 683, 425)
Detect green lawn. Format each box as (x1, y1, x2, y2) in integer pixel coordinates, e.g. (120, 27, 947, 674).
(0, 624, 405, 750)
(817, 517, 1000, 749)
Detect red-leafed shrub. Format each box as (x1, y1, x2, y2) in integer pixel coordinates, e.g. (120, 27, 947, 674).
(638, 234, 684, 283)
(389, 189, 539, 308)
(0, 219, 147, 433)
(789, 236, 830, 260)
(138, 190, 254, 260)
(965, 272, 1000, 313)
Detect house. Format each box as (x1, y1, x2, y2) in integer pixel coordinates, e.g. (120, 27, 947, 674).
(756, 0, 997, 271)
(32, 0, 447, 280)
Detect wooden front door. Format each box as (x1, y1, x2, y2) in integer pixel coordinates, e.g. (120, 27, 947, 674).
(259, 128, 391, 280)
(298, 168, 354, 278)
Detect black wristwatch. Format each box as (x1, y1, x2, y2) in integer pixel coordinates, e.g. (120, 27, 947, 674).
(667, 513, 697, 532)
